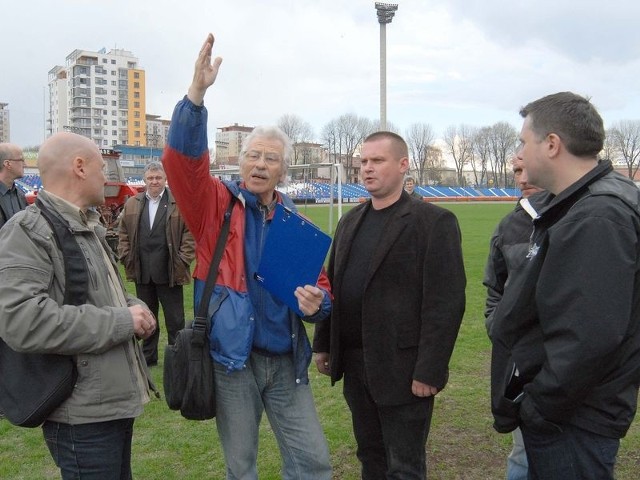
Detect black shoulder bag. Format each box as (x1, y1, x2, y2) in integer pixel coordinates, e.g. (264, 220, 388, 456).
(0, 199, 88, 427)
(163, 196, 235, 420)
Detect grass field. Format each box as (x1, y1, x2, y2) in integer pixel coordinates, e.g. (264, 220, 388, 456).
(1, 202, 639, 479)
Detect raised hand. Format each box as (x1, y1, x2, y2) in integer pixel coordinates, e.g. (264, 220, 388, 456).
(187, 33, 223, 106)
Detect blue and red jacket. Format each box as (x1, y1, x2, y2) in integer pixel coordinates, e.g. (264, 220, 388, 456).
(162, 97, 331, 384)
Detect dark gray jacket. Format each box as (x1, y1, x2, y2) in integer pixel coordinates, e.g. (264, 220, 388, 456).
(483, 199, 538, 338)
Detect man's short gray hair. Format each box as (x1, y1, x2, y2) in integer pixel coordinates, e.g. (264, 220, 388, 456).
(144, 160, 164, 174)
(239, 126, 292, 185)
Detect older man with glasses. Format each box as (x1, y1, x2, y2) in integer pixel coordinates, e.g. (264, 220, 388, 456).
(161, 34, 333, 479)
(0, 143, 27, 230)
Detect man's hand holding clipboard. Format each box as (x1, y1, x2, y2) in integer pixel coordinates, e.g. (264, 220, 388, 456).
(255, 204, 331, 317)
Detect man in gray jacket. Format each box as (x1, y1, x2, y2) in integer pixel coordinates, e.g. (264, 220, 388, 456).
(0, 132, 157, 479)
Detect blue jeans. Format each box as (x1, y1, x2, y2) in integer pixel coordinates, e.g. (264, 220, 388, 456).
(521, 423, 619, 480)
(42, 418, 134, 479)
(506, 428, 528, 480)
(214, 352, 332, 480)
(342, 349, 434, 480)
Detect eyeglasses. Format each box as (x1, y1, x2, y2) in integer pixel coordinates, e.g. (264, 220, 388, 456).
(244, 150, 282, 166)
(6, 158, 25, 163)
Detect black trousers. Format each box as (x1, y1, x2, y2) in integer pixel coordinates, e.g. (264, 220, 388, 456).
(135, 282, 185, 365)
(342, 349, 434, 480)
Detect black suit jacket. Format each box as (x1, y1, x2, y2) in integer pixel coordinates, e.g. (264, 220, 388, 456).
(314, 192, 466, 405)
(0, 185, 27, 229)
(138, 192, 171, 284)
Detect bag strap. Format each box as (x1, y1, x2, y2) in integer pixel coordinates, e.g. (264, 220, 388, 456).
(193, 195, 236, 334)
(35, 198, 89, 306)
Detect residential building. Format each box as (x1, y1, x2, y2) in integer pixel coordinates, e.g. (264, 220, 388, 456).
(0, 102, 9, 143)
(47, 47, 146, 148)
(215, 123, 254, 166)
(145, 114, 170, 149)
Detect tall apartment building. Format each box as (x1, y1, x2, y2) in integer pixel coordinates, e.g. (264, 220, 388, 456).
(145, 114, 170, 149)
(47, 48, 146, 148)
(0, 103, 9, 143)
(215, 123, 254, 165)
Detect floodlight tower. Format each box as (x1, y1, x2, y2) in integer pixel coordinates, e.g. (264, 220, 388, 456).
(375, 2, 398, 131)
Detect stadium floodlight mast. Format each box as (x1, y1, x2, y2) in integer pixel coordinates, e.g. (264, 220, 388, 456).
(375, 2, 398, 131)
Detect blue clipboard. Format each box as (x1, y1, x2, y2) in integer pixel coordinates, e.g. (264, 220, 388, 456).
(255, 204, 331, 316)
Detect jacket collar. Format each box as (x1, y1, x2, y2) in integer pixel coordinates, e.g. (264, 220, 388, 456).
(335, 191, 413, 286)
(536, 160, 613, 218)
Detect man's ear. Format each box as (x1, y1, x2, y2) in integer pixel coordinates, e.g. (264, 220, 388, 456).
(399, 156, 410, 174)
(546, 133, 562, 158)
(72, 156, 86, 179)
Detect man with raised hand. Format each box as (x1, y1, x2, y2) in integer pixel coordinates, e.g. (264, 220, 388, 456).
(162, 34, 332, 479)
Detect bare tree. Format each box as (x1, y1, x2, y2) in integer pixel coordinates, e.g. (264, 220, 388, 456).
(472, 127, 492, 186)
(602, 129, 618, 162)
(443, 124, 474, 186)
(322, 114, 374, 183)
(372, 120, 400, 134)
(405, 123, 435, 185)
(424, 145, 445, 185)
(277, 114, 314, 166)
(609, 120, 640, 179)
(487, 122, 518, 187)
(322, 119, 340, 164)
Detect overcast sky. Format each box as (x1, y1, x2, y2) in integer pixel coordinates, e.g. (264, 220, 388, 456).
(3, 0, 639, 147)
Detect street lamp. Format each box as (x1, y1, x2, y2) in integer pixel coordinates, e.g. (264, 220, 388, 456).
(374, 2, 398, 131)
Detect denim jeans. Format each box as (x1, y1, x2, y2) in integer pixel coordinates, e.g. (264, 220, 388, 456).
(342, 349, 434, 480)
(42, 418, 134, 480)
(521, 423, 619, 480)
(506, 428, 528, 480)
(214, 352, 332, 480)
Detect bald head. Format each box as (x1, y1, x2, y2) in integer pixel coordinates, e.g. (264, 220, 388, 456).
(39, 133, 95, 180)
(0, 143, 25, 186)
(38, 132, 106, 210)
(0, 143, 23, 164)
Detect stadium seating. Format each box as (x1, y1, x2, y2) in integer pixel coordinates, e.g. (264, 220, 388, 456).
(15, 175, 520, 202)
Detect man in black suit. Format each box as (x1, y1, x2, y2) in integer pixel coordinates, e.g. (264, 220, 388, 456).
(0, 143, 27, 230)
(0, 143, 29, 419)
(118, 161, 195, 366)
(313, 131, 466, 479)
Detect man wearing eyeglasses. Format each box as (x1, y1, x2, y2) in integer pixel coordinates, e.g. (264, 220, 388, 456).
(0, 143, 27, 230)
(161, 34, 332, 479)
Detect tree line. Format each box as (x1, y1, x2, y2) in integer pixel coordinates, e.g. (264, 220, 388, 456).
(278, 114, 640, 188)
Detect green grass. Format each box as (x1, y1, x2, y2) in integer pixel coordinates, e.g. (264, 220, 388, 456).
(2, 202, 639, 479)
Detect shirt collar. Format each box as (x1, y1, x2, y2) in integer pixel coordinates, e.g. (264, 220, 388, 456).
(39, 190, 101, 228)
(145, 188, 165, 202)
(0, 181, 16, 196)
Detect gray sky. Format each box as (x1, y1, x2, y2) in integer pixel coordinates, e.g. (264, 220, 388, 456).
(3, 0, 639, 147)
